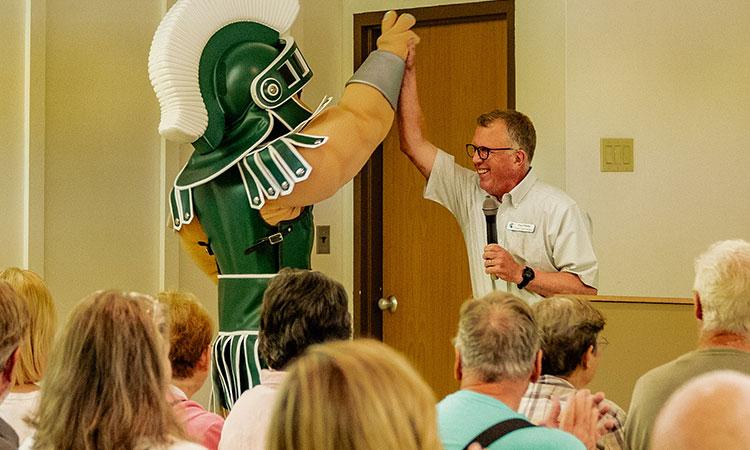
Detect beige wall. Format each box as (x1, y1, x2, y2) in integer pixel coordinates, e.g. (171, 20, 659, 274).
(1, 0, 26, 270)
(588, 301, 697, 409)
(565, 1, 750, 297)
(43, 0, 164, 319)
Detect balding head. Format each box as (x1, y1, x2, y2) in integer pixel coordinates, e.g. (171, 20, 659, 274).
(651, 371, 750, 449)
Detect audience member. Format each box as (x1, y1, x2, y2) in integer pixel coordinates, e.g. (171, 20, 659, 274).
(650, 370, 750, 449)
(158, 291, 223, 450)
(23, 291, 205, 450)
(266, 339, 442, 450)
(0, 268, 56, 444)
(438, 292, 606, 450)
(625, 239, 750, 450)
(219, 268, 351, 450)
(0, 281, 30, 450)
(519, 296, 626, 449)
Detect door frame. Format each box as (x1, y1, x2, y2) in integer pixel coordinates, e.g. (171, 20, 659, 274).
(352, 1, 516, 338)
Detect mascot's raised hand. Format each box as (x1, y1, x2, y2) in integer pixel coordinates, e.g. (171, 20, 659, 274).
(149, 0, 418, 410)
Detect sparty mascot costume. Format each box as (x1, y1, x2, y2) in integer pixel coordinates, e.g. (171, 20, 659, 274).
(148, 0, 418, 410)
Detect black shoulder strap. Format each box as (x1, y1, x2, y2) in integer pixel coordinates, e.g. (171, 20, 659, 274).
(462, 418, 535, 450)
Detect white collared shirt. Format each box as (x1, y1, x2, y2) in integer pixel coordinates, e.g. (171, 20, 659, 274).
(425, 149, 598, 302)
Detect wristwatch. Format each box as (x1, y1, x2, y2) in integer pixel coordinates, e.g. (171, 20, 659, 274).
(517, 266, 535, 290)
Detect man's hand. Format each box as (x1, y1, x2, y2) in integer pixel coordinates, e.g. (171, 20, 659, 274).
(539, 395, 562, 429)
(377, 11, 420, 60)
(483, 244, 524, 283)
(559, 390, 599, 450)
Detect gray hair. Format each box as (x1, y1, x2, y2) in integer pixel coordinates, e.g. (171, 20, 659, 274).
(476, 109, 536, 163)
(693, 239, 750, 334)
(454, 292, 540, 382)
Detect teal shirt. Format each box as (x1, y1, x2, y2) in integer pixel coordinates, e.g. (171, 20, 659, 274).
(437, 390, 585, 450)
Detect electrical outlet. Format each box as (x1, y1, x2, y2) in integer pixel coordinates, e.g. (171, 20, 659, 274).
(600, 138, 634, 172)
(316, 225, 331, 254)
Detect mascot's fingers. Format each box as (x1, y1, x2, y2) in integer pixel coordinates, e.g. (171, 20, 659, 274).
(390, 12, 416, 33)
(381, 10, 398, 33)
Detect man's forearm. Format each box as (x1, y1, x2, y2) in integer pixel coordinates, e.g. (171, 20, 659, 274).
(396, 45, 436, 179)
(524, 270, 597, 298)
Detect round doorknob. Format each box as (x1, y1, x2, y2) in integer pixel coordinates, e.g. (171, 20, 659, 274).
(378, 295, 398, 313)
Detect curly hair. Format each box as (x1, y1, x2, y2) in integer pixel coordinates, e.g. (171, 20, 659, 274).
(259, 268, 351, 370)
(157, 291, 214, 379)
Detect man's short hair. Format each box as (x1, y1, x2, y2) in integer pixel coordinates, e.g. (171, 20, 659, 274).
(0, 281, 30, 369)
(455, 292, 540, 382)
(476, 109, 536, 163)
(693, 239, 750, 334)
(259, 268, 351, 370)
(532, 296, 605, 377)
(157, 291, 214, 379)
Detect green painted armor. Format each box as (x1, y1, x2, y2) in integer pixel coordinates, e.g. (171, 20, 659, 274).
(163, 19, 326, 410)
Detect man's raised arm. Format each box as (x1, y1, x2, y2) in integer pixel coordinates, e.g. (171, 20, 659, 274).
(397, 43, 437, 179)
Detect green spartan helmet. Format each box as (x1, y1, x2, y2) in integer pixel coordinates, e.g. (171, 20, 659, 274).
(195, 22, 315, 154)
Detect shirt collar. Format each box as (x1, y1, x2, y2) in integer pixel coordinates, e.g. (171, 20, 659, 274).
(168, 384, 188, 401)
(260, 368, 287, 386)
(505, 167, 537, 207)
(537, 374, 575, 389)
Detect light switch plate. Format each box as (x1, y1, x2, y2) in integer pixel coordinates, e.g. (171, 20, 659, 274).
(316, 225, 331, 254)
(600, 138, 634, 172)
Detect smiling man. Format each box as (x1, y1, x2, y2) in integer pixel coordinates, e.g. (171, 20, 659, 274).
(397, 45, 598, 302)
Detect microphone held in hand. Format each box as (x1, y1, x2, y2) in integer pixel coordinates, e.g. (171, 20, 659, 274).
(482, 196, 499, 245)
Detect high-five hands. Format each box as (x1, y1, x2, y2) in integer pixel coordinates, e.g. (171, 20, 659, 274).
(377, 10, 420, 60)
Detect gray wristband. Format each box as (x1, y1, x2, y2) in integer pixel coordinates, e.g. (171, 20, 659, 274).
(346, 50, 405, 110)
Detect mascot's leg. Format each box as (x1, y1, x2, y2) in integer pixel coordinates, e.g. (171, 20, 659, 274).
(211, 274, 271, 410)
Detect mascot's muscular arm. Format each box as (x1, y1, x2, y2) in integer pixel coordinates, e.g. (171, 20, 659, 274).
(176, 11, 418, 277)
(265, 12, 417, 213)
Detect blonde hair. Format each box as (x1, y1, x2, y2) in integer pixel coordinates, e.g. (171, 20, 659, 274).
(267, 339, 442, 450)
(0, 281, 29, 366)
(157, 291, 214, 379)
(31, 290, 187, 450)
(0, 267, 56, 386)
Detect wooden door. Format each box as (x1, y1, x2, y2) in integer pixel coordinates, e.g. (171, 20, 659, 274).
(354, 1, 514, 400)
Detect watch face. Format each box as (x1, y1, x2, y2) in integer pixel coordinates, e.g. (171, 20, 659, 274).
(523, 267, 535, 281)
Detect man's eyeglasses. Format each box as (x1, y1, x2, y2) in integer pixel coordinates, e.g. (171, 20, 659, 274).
(465, 144, 516, 160)
(595, 336, 609, 352)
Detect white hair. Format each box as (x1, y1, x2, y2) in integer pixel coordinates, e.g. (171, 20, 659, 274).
(693, 239, 750, 334)
(652, 370, 750, 450)
(148, 0, 299, 143)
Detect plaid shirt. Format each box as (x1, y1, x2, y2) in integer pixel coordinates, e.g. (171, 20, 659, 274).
(518, 375, 627, 450)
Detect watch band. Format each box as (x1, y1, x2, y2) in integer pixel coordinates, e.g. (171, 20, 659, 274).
(517, 266, 535, 290)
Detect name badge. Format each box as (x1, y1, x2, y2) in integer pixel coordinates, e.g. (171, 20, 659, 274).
(507, 222, 536, 233)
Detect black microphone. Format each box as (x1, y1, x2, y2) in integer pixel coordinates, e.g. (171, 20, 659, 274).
(482, 196, 498, 245)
